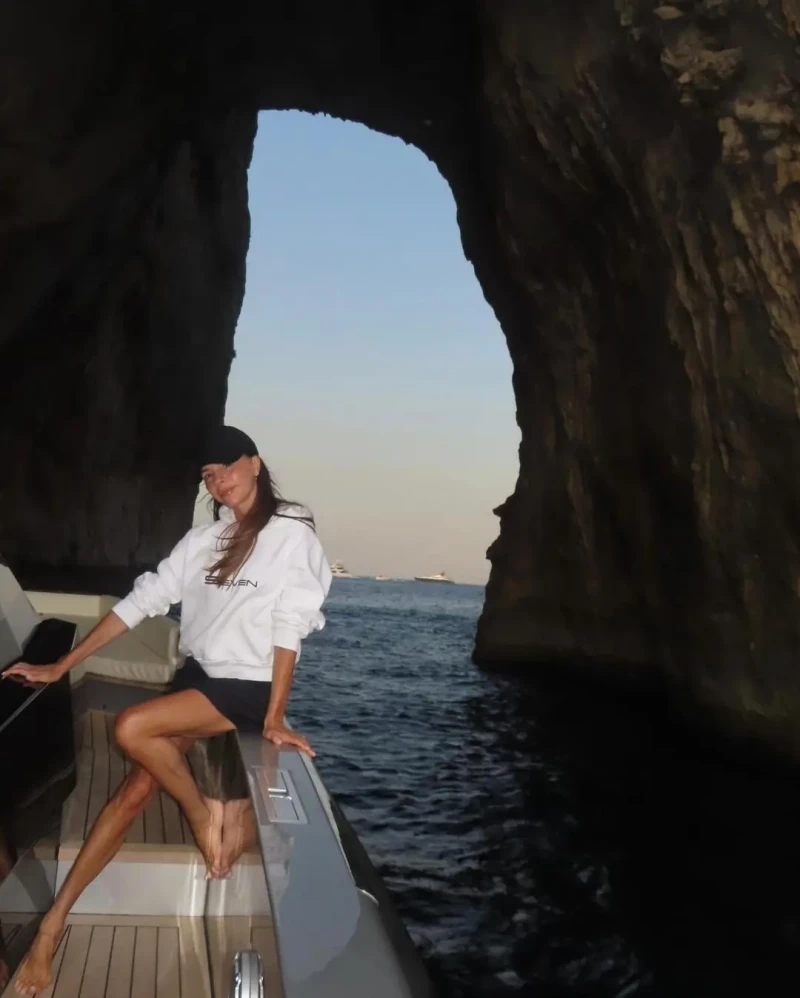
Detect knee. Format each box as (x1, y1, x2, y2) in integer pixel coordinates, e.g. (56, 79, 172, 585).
(114, 706, 146, 754)
(117, 769, 155, 813)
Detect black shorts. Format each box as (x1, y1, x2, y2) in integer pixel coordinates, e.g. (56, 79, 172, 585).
(168, 656, 272, 733)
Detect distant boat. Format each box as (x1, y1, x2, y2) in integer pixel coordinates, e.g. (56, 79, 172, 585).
(414, 571, 454, 584)
(375, 575, 391, 581)
(330, 560, 353, 579)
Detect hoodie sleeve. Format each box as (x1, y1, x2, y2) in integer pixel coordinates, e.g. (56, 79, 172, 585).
(112, 530, 192, 629)
(272, 527, 332, 653)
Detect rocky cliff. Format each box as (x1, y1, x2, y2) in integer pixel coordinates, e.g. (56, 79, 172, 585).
(2, 1, 800, 751)
(472, 0, 800, 754)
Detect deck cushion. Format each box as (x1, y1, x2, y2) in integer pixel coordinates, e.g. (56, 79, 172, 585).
(25, 592, 182, 686)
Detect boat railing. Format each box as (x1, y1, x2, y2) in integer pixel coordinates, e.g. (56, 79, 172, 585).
(232, 733, 433, 998)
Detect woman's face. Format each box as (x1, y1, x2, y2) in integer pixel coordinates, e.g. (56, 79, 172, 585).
(201, 455, 260, 514)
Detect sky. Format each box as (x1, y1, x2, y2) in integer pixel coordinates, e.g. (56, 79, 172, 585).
(195, 110, 519, 585)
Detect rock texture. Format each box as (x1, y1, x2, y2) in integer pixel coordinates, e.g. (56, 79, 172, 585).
(472, 0, 800, 753)
(0, 0, 255, 569)
(2, 0, 800, 749)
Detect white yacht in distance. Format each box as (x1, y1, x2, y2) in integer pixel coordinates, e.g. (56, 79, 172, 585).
(414, 571, 454, 584)
(330, 560, 353, 579)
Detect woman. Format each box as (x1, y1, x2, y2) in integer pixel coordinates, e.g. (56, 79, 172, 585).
(5, 425, 332, 996)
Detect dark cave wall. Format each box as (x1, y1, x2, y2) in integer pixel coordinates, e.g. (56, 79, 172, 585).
(0, 109, 255, 571)
(469, 0, 800, 748)
(3, 0, 800, 747)
(0, 0, 257, 570)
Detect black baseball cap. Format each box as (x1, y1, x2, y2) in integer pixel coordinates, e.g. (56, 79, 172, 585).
(201, 426, 259, 467)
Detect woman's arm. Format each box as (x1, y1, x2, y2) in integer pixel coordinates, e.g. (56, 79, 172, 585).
(3, 529, 192, 685)
(112, 529, 191, 630)
(263, 646, 315, 757)
(3, 611, 129, 684)
(263, 527, 332, 757)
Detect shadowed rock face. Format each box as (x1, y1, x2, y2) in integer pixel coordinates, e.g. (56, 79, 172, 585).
(2, 1, 800, 750)
(471, 0, 800, 754)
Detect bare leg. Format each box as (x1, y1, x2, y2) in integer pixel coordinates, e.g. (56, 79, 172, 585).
(115, 691, 235, 879)
(14, 768, 156, 996)
(219, 799, 258, 876)
(15, 736, 192, 997)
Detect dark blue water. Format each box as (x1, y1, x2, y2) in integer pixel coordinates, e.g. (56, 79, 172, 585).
(291, 580, 800, 998)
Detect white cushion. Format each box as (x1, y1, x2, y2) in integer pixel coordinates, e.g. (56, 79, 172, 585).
(68, 653, 177, 686)
(27, 596, 183, 687)
(0, 566, 39, 663)
(26, 591, 109, 619)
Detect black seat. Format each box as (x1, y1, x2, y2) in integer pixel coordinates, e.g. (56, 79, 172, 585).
(0, 562, 77, 860)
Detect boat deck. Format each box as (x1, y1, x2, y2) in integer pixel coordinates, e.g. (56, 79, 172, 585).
(2, 915, 211, 998)
(63, 710, 194, 849)
(1, 912, 275, 998)
(5, 708, 281, 998)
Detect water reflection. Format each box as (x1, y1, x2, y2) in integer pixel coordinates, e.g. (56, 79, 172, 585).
(274, 581, 800, 997)
(459, 667, 800, 997)
(198, 735, 287, 998)
(193, 733, 291, 890)
(191, 732, 260, 876)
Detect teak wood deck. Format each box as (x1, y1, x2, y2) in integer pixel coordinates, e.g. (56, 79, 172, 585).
(5, 709, 282, 998)
(2, 913, 277, 998)
(63, 710, 195, 849)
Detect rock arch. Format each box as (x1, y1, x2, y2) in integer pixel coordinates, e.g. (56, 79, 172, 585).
(3, 1, 800, 749)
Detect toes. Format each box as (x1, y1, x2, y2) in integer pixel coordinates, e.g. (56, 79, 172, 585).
(15, 974, 37, 996)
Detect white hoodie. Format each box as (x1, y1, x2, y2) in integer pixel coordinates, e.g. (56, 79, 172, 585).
(112, 506, 332, 682)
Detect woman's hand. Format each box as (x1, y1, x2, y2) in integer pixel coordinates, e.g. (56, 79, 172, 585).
(262, 721, 315, 758)
(2, 660, 68, 685)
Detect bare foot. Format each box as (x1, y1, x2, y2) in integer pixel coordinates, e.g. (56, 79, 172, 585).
(191, 798, 224, 879)
(14, 924, 61, 996)
(219, 800, 257, 877)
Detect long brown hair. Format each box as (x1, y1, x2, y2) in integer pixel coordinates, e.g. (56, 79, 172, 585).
(207, 459, 314, 584)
